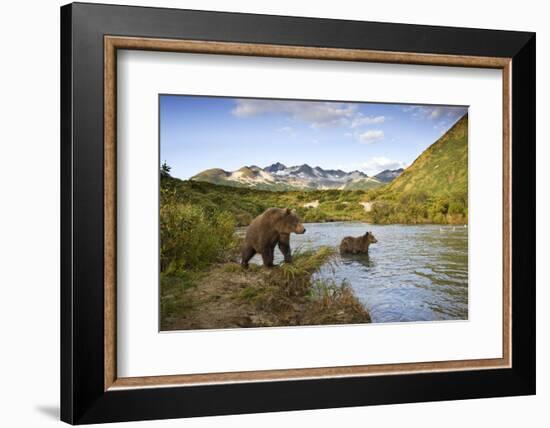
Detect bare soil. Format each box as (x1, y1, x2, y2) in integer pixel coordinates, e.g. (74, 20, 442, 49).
(161, 262, 371, 331)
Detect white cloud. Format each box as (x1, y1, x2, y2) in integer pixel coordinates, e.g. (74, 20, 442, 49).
(357, 130, 384, 144)
(357, 157, 407, 176)
(403, 105, 467, 121)
(277, 126, 294, 133)
(428, 108, 443, 119)
(351, 114, 385, 128)
(232, 99, 357, 128)
(402, 105, 415, 112)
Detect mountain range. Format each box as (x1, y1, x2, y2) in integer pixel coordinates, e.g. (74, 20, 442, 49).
(189, 112, 467, 194)
(190, 162, 403, 191)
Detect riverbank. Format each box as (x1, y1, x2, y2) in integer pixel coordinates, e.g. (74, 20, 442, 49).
(161, 247, 371, 331)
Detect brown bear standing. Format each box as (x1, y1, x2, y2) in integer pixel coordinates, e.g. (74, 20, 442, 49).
(339, 231, 378, 255)
(241, 208, 306, 268)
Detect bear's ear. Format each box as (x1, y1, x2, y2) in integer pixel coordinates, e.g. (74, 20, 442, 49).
(365, 231, 370, 236)
(285, 208, 291, 215)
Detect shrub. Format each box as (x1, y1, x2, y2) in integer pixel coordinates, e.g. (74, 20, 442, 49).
(448, 199, 465, 215)
(160, 197, 236, 274)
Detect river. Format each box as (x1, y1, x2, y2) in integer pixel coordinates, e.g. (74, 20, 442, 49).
(247, 222, 468, 323)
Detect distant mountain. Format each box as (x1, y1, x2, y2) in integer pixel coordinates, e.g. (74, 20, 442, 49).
(263, 162, 287, 174)
(375, 168, 404, 183)
(386, 114, 468, 196)
(190, 163, 391, 191)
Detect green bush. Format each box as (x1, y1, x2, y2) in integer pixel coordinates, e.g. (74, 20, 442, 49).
(368, 191, 467, 225)
(160, 195, 236, 274)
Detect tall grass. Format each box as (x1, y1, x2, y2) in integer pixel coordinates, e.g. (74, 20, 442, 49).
(272, 247, 336, 295)
(160, 188, 238, 326)
(160, 187, 237, 274)
(305, 279, 371, 324)
(238, 247, 371, 325)
(238, 248, 335, 312)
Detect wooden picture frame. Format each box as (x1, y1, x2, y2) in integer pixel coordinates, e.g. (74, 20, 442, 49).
(61, 2, 535, 424)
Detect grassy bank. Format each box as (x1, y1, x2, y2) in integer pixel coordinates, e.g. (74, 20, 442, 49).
(161, 248, 371, 330)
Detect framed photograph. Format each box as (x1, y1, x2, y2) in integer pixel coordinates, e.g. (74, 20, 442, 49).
(61, 2, 535, 424)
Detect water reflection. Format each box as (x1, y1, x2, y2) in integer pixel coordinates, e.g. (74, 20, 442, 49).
(340, 254, 375, 269)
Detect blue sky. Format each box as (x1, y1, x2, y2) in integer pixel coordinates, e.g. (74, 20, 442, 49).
(160, 95, 467, 179)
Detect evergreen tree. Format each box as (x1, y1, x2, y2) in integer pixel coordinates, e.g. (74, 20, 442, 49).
(161, 161, 171, 177)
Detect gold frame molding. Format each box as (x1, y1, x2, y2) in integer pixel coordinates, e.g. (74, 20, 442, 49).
(104, 36, 512, 391)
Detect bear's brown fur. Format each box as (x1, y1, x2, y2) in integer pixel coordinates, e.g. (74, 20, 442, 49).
(241, 207, 306, 268)
(339, 232, 378, 255)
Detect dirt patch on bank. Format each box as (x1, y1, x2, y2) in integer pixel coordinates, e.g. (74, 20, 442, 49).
(161, 249, 371, 331)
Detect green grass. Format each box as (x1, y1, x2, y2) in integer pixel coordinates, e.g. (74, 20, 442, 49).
(305, 278, 371, 324)
(387, 114, 467, 196)
(236, 247, 371, 324)
(364, 114, 468, 224)
(160, 184, 241, 324)
(273, 247, 336, 291)
(222, 262, 244, 273)
(160, 194, 238, 273)
(238, 247, 336, 308)
(160, 271, 200, 326)
(162, 174, 372, 226)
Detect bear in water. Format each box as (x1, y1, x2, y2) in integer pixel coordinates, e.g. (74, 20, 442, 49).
(241, 207, 306, 268)
(339, 231, 378, 255)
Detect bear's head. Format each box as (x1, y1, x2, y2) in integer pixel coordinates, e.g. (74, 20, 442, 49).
(364, 231, 378, 244)
(279, 208, 306, 234)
